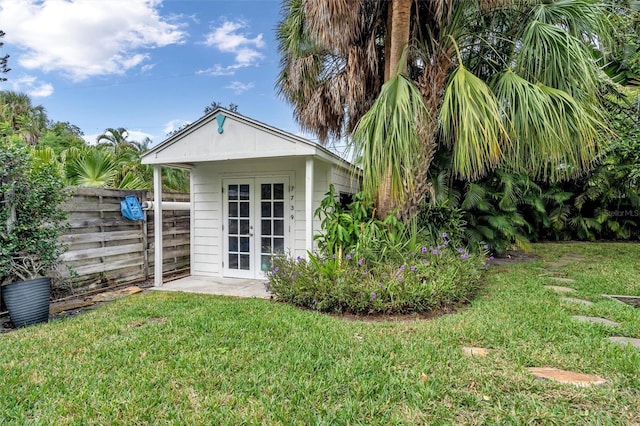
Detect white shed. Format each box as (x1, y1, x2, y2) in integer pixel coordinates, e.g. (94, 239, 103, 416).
(141, 108, 357, 286)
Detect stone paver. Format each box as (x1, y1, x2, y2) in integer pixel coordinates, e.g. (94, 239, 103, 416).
(608, 337, 640, 349)
(560, 297, 594, 306)
(602, 294, 640, 309)
(462, 347, 490, 357)
(545, 285, 575, 293)
(548, 277, 576, 284)
(571, 316, 620, 327)
(527, 367, 607, 387)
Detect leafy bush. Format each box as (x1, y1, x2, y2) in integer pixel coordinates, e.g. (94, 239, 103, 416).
(267, 237, 487, 314)
(0, 137, 69, 284)
(267, 187, 488, 314)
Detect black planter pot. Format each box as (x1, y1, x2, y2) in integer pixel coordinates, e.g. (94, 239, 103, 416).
(1, 277, 51, 327)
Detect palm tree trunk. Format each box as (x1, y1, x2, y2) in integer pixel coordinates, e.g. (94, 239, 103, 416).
(377, 0, 412, 219)
(388, 0, 412, 78)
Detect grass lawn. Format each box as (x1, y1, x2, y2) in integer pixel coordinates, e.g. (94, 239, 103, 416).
(1, 243, 638, 425)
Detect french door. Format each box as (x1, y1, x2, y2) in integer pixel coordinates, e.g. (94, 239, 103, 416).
(223, 178, 288, 278)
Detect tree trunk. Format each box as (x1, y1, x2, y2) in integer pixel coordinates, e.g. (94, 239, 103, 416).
(388, 0, 412, 78)
(377, 0, 412, 219)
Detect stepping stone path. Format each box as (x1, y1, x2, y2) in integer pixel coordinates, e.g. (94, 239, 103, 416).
(527, 367, 608, 387)
(548, 277, 576, 284)
(571, 316, 620, 327)
(525, 254, 638, 388)
(462, 347, 490, 357)
(560, 297, 594, 306)
(545, 285, 575, 293)
(608, 337, 640, 349)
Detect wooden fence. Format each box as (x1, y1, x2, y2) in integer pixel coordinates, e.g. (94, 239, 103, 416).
(60, 187, 190, 292)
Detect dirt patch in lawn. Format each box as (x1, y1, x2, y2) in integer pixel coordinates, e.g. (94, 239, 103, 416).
(490, 250, 540, 266)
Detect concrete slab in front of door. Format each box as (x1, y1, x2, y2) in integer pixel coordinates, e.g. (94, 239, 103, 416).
(152, 276, 270, 299)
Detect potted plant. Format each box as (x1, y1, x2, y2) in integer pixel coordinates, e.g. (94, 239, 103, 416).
(0, 136, 68, 327)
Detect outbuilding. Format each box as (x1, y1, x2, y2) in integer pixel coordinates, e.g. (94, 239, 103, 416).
(141, 108, 356, 286)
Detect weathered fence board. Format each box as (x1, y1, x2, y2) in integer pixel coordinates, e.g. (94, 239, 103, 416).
(60, 187, 191, 293)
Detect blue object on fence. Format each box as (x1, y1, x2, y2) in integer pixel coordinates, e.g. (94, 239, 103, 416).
(121, 195, 145, 221)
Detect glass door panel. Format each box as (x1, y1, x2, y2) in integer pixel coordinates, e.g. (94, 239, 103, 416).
(259, 182, 286, 272)
(226, 182, 253, 275)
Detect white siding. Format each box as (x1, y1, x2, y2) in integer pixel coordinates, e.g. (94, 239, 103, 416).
(146, 114, 317, 164)
(190, 165, 222, 276)
(331, 164, 359, 196)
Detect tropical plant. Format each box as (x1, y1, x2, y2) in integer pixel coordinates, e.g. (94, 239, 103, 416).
(0, 91, 47, 145)
(37, 121, 86, 157)
(605, 0, 640, 86)
(277, 0, 613, 219)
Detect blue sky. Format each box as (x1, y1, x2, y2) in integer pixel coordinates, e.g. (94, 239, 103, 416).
(0, 0, 321, 148)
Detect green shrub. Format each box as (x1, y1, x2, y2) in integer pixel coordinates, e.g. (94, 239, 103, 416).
(0, 137, 69, 285)
(266, 234, 488, 315)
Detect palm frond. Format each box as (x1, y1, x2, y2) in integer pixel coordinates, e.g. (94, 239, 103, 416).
(439, 64, 508, 180)
(493, 70, 603, 181)
(350, 72, 430, 216)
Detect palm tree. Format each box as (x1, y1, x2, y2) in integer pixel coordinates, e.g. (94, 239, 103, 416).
(277, 0, 611, 219)
(96, 127, 131, 151)
(0, 91, 47, 145)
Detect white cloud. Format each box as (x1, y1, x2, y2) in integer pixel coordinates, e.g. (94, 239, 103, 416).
(163, 119, 191, 135)
(198, 19, 265, 76)
(0, 0, 187, 81)
(140, 64, 156, 73)
(225, 81, 254, 94)
(127, 130, 154, 144)
(11, 75, 54, 97)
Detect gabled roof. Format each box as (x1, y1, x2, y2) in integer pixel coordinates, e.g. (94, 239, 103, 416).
(141, 108, 351, 168)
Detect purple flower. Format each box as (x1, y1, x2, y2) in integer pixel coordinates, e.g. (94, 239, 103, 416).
(399, 265, 405, 271)
(398, 277, 403, 282)
(483, 244, 489, 250)
(378, 282, 383, 287)
(443, 240, 449, 246)
(345, 254, 352, 260)
(296, 255, 302, 261)
(422, 259, 429, 264)
(410, 266, 416, 271)
(460, 253, 469, 259)
(432, 249, 439, 255)
(489, 256, 495, 261)
(312, 299, 317, 304)
(358, 259, 363, 266)
(458, 247, 464, 253)
(371, 292, 377, 300)
(273, 266, 279, 273)
(421, 246, 428, 253)
(332, 254, 337, 259)
(442, 232, 448, 238)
